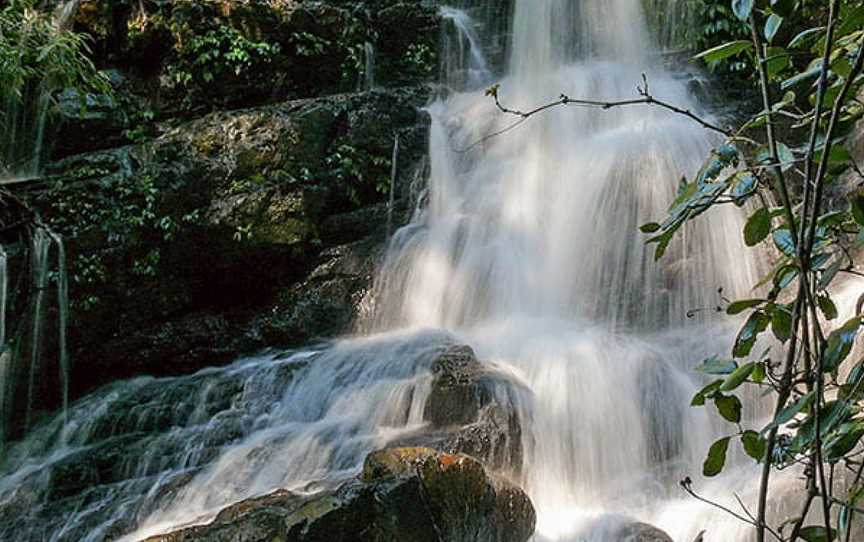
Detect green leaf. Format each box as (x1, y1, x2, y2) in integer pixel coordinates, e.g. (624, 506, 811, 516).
(766, 47, 791, 79)
(694, 40, 752, 64)
(733, 311, 770, 358)
(799, 525, 836, 542)
(727, 299, 763, 315)
(788, 27, 824, 49)
(766, 392, 814, 432)
(773, 229, 796, 257)
(771, 306, 793, 342)
(776, 142, 795, 172)
(703, 437, 731, 477)
(741, 430, 766, 461)
(764, 14, 783, 43)
(823, 317, 862, 372)
(744, 207, 771, 246)
(640, 222, 661, 233)
(692, 379, 724, 406)
(818, 295, 838, 321)
(696, 356, 739, 375)
(824, 421, 864, 462)
(732, 0, 754, 21)
(721, 362, 756, 392)
(715, 394, 743, 423)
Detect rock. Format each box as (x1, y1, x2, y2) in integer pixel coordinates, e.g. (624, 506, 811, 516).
(148, 447, 536, 542)
(24, 86, 429, 397)
(254, 237, 382, 347)
(387, 344, 528, 475)
(60, 0, 443, 131)
(613, 522, 674, 542)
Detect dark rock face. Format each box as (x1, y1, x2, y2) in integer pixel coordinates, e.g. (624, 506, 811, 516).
(147, 447, 536, 542)
(27, 86, 429, 398)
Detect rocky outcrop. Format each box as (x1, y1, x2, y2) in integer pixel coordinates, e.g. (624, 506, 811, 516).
(386, 344, 528, 475)
(612, 522, 674, 542)
(24, 86, 428, 399)
(55, 0, 442, 157)
(147, 447, 536, 542)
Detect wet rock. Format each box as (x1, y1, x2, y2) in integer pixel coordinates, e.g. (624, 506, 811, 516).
(25, 86, 429, 397)
(387, 344, 528, 474)
(255, 237, 382, 347)
(148, 447, 536, 542)
(613, 521, 674, 542)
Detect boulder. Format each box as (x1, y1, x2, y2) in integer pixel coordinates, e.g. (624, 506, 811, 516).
(416, 344, 527, 474)
(613, 522, 674, 542)
(147, 447, 536, 542)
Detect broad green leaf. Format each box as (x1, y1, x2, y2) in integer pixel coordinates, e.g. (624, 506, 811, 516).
(751, 362, 766, 384)
(732, 0, 754, 21)
(773, 229, 796, 257)
(734, 311, 770, 358)
(741, 430, 766, 460)
(824, 422, 864, 462)
(696, 356, 739, 375)
(799, 525, 835, 542)
(730, 171, 758, 205)
(727, 299, 763, 315)
(721, 362, 756, 392)
(640, 222, 661, 233)
(766, 47, 791, 79)
(782, 64, 821, 90)
(774, 264, 799, 291)
(818, 295, 838, 321)
(788, 27, 824, 49)
(771, 305, 792, 342)
(744, 207, 771, 246)
(764, 14, 783, 43)
(823, 317, 862, 372)
(766, 392, 814, 432)
(703, 437, 731, 477)
(694, 40, 752, 64)
(692, 379, 724, 406)
(715, 394, 743, 423)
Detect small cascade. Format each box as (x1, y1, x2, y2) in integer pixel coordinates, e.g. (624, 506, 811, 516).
(439, 6, 492, 90)
(0, 227, 71, 454)
(360, 41, 376, 91)
(387, 134, 400, 235)
(1, 0, 81, 180)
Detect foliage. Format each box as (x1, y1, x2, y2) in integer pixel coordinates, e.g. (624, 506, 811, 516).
(166, 23, 280, 101)
(323, 144, 392, 206)
(643, 1, 864, 540)
(0, 0, 111, 175)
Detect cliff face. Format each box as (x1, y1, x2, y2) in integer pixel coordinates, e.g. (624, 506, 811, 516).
(18, 0, 444, 402)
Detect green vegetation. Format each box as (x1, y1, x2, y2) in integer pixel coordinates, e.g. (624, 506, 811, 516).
(642, 2, 864, 540)
(0, 0, 110, 175)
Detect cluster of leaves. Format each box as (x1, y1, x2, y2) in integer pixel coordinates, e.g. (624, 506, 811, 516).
(645, 1, 864, 540)
(322, 144, 392, 206)
(34, 165, 200, 309)
(167, 24, 280, 96)
(0, 0, 111, 174)
(401, 43, 437, 80)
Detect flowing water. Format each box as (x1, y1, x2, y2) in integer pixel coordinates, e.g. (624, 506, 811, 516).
(0, 1, 814, 541)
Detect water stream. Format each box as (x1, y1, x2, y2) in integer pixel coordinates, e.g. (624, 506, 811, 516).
(0, 1, 814, 541)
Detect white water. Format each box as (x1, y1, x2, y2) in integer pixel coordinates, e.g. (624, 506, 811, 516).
(0, 1, 810, 541)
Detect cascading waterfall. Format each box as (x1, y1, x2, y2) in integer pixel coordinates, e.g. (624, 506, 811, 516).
(0, 227, 71, 455)
(0, 1, 813, 541)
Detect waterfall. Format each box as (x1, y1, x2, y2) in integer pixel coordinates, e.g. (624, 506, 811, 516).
(0, 228, 71, 455)
(360, 41, 376, 92)
(0, 0, 81, 181)
(0, 2, 805, 541)
(440, 6, 493, 89)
